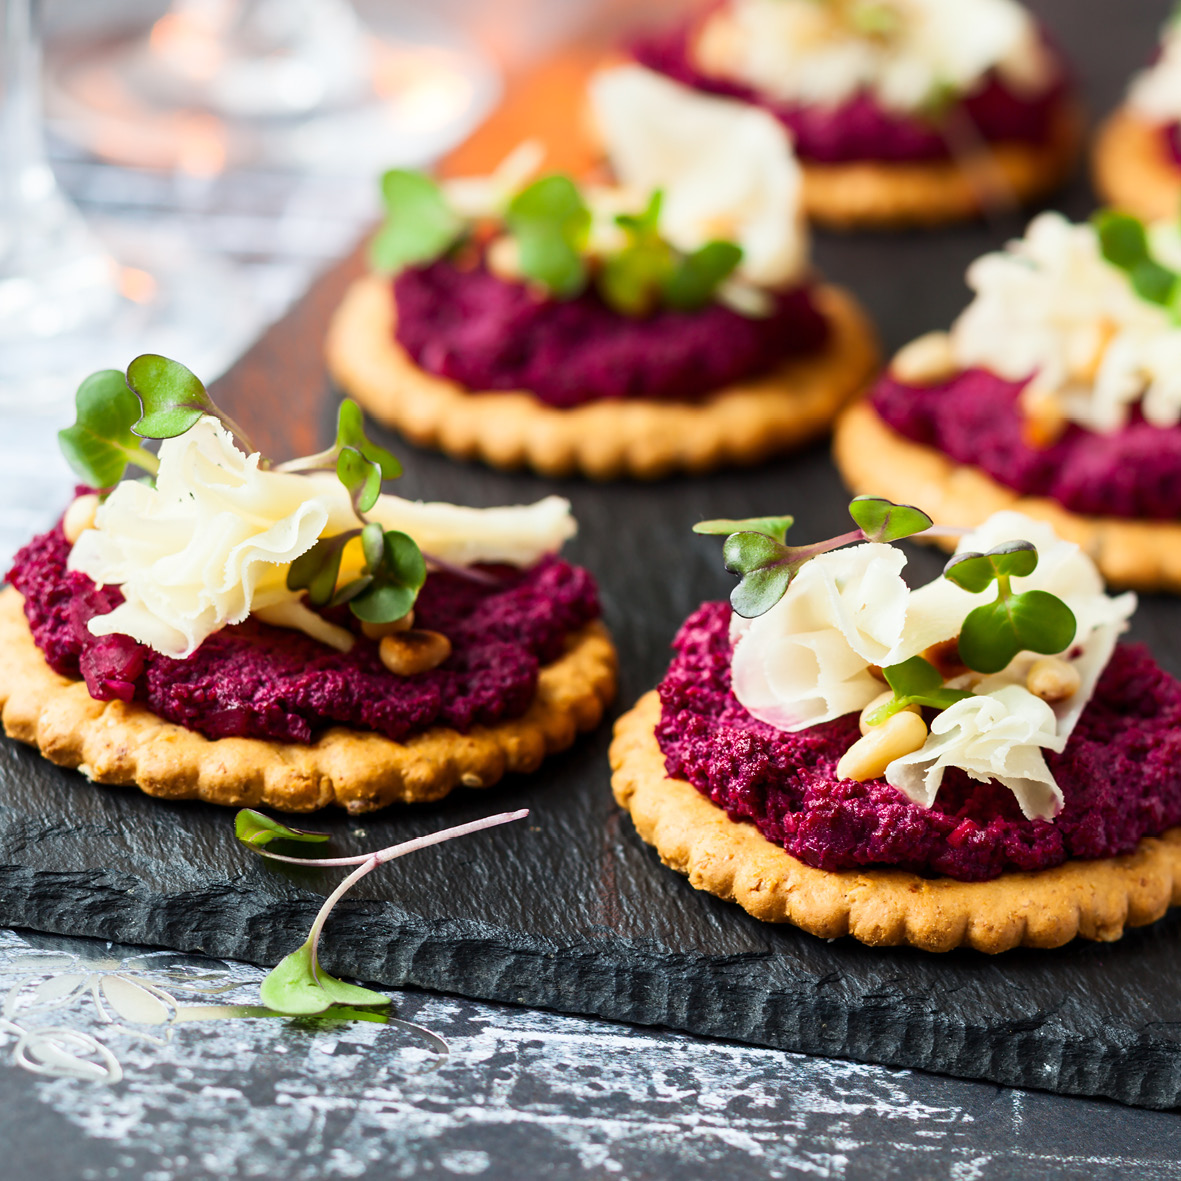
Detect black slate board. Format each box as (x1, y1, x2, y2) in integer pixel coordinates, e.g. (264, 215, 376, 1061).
(4, 0, 1181, 1111)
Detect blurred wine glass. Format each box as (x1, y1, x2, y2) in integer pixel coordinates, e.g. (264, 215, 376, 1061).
(46, 0, 499, 175)
(0, 0, 116, 339)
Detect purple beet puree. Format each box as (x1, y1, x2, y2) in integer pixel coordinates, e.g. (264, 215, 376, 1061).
(871, 368, 1181, 520)
(632, 19, 1068, 164)
(8, 526, 600, 745)
(392, 259, 829, 409)
(656, 602, 1181, 882)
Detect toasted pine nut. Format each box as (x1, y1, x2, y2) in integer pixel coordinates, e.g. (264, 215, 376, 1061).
(361, 611, 414, 641)
(859, 691, 920, 736)
(837, 711, 928, 783)
(379, 629, 452, 677)
(1020, 384, 1068, 450)
(486, 236, 522, 282)
(1026, 656, 1080, 704)
(1070, 317, 1117, 386)
(62, 493, 100, 543)
(921, 637, 967, 681)
(889, 332, 958, 386)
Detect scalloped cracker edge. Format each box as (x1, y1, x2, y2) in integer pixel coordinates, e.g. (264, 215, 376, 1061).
(0, 587, 617, 813)
(833, 398, 1181, 593)
(610, 691, 1181, 953)
(1092, 108, 1181, 225)
(799, 101, 1083, 229)
(324, 275, 879, 480)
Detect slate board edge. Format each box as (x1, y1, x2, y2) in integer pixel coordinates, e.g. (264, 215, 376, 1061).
(3, 863, 1177, 1111)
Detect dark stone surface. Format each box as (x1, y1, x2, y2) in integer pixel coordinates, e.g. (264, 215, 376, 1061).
(3, 0, 1180, 1114)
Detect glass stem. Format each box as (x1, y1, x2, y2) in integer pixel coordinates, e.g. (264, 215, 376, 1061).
(2, 0, 49, 230)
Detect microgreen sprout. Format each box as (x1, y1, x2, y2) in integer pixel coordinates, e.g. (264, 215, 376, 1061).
(58, 369, 160, 488)
(696, 496, 934, 618)
(862, 656, 971, 727)
(235, 809, 330, 849)
(236, 808, 529, 1016)
(370, 170, 465, 273)
(943, 542, 1077, 674)
(369, 165, 744, 316)
(1093, 209, 1181, 314)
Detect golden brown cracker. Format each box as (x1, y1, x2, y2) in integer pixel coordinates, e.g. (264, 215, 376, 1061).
(1092, 108, 1181, 224)
(802, 103, 1083, 229)
(833, 399, 1181, 593)
(610, 691, 1181, 953)
(0, 587, 617, 813)
(324, 275, 879, 480)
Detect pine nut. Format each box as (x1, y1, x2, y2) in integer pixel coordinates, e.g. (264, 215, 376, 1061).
(361, 611, 414, 641)
(62, 493, 100, 543)
(1026, 656, 1080, 704)
(858, 691, 920, 736)
(837, 711, 928, 783)
(889, 332, 958, 386)
(379, 629, 452, 677)
(921, 637, 967, 681)
(486, 235, 522, 282)
(1019, 383, 1068, 450)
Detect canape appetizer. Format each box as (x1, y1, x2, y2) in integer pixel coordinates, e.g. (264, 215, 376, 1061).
(326, 65, 878, 480)
(1094, 14, 1181, 222)
(610, 500, 1181, 953)
(631, 0, 1080, 228)
(0, 358, 616, 812)
(834, 210, 1181, 592)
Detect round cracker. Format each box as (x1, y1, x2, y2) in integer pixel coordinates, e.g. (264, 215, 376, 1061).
(0, 586, 617, 814)
(800, 102, 1084, 230)
(325, 275, 879, 481)
(1092, 107, 1181, 224)
(833, 399, 1181, 593)
(610, 691, 1181, 954)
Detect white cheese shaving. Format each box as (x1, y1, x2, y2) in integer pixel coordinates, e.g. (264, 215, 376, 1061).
(951, 211, 1181, 432)
(588, 64, 807, 289)
(693, 0, 1053, 114)
(68, 417, 578, 659)
(1127, 20, 1181, 124)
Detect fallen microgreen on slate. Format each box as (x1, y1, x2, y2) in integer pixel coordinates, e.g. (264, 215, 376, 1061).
(234, 809, 330, 849)
(237, 809, 530, 1016)
(944, 542, 1077, 674)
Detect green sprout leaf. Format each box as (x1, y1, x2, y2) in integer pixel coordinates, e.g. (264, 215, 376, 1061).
(864, 655, 971, 727)
(944, 541, 1038, 593)
(350, 529, 427, 624)
(235, 809, 330, 849)
(505, 175, 590, 298)
(286, 531, 357, 607)
(58, 368, 158, 487)
(126, 354, 217, 439)
(598, 190, 675, 316)
(694, 515, 794, 544)
(944, 541, 1077, 674)
(336, 399, 401, 479)
(848, 496, 933, 544)
(958, 589, 1077, 675)
(337, 446, 382, 514)
(661, 240, 743, 312)
(370, 170, 464, 274)
(1093, 209, 1181, 312)
(260, 941, 390, 1017)
(723, 531, 798, 618)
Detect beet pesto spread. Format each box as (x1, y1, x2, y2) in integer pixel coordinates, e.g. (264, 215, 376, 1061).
(392, 258, 829, 409)
(872, 368, 1181, 520)
(657, 602, 1181, 882)
(10, 527, 600, 745)
(632, 23, 1068, 165)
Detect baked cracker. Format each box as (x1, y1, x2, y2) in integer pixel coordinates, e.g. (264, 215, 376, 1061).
(610, 691, 1181, 953)
(325, 275, 879, 481)
(0, 586, 617, 813)
(1092, 108, 1181, 224)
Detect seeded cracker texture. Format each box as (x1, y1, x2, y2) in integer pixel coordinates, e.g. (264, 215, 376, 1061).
(834, 399, 1181, 593)
(610, 691, 1181, 954)
(0, 582, 617, 813)
(325, 276, 878, 480)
